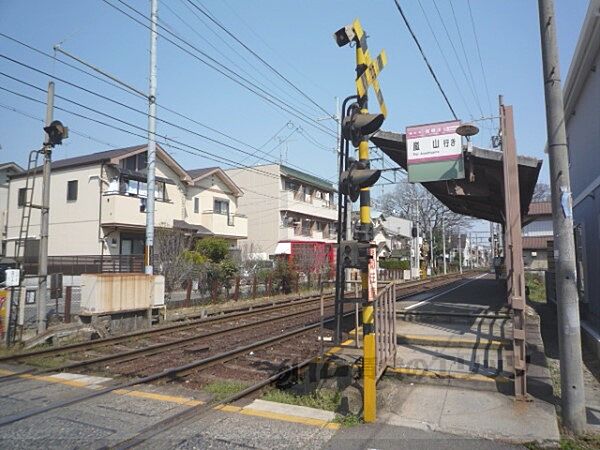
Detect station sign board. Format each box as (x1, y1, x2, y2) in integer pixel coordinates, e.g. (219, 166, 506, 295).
(406, 120, 465, 183)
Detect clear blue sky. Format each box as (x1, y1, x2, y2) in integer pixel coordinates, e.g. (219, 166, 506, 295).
(0, 0, 588, 193)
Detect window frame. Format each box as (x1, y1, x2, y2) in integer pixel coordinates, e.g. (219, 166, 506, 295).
(17, 187, 27, 207)
(66, 180, 78, 202)
(213, 198, 230, 215)
(194, 197, 200, 214)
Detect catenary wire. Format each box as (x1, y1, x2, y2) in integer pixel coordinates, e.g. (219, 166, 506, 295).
(391, 0, 458, 120)
(102, 0, 336, 139)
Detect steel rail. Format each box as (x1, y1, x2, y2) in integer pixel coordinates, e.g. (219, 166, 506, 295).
(0, 292, 331, 363)
(0, 311, 340, 427)
(0, 300, 337, 383)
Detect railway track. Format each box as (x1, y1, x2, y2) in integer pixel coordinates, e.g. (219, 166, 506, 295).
(0, 272, 473, 436)
(0, 272, 466, 369)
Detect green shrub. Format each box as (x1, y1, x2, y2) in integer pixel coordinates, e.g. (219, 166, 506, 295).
(379, 259, 410, 270)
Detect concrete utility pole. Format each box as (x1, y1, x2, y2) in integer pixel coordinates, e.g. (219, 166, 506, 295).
(145, 0, 158, 275)
(442, 216, 447, 274)
(538, 0, 586, 432)
(429, 220, 434, 274)
(37, 81, 54, 334)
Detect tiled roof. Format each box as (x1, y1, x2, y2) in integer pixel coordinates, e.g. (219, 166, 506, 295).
(10, 144, 146, 179)
(523, 236, 553, 250)
(188, 167, 219, 179)
(527, 202, 552, 215)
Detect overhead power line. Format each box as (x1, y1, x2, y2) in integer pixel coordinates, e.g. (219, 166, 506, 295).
(102, 0, 336, 139)
(391, 0, 458, 120)
(416, 0, 472, 118)
(185, 0, 334, 120)
(447, 0, 484, 118)
(467, 0, 494, 114)
(0, 33, 323, 160)
(430, 0, 482, 118)
(0, 54, 333, 179)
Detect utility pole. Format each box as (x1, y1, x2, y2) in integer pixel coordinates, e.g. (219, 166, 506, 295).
(37, 81, 54, 335)
(458, 228, 463, 274)
(429, 220, 434, 275)
(442, 216, 447, 274)
(538, 0, 586, 432)
(145, 0, 158, 275)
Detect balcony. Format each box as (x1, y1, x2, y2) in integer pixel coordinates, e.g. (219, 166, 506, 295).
(201, 212, 248, 239)
(280, 190, 337, 221)
(101, 193, 179, 227)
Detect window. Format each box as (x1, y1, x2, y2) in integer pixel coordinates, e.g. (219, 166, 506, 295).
(67, 180, 78, 201)
(121, 153, 147, 172)
(17, 187, 27, 207)
(284, 179, 299, 192)
(214, 199, 229, 215)
(155, 181, 166, 201)
(194, 197, 200, 214)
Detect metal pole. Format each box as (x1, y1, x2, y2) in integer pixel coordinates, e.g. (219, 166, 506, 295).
(145, 0, 158, 275)
(538, 0, 586, 432)
(458, 227, 463, 274)
(37, 81, 54, 335)
(429, 220, 434, 275)
(353, 33, 377, 424)
(416, 202, 420, 277)
(442, 216, 447, 275)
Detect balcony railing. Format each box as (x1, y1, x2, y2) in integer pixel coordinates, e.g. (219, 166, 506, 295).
(22, 254, 145, 276)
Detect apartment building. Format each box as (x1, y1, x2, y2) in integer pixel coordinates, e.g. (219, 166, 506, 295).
(0, 162, 23, 256)
(4, 144, 247, 261)
(226, 164, 337, 266)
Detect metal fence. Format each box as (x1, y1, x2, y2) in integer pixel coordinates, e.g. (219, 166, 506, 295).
(375, 281, 397, 379)
(23, 255, 144, 276)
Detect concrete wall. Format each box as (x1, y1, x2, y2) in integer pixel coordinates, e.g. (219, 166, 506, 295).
(567, 47, 600, 330)
(6, 164, 104, 257)
(226, 164, 281, 255)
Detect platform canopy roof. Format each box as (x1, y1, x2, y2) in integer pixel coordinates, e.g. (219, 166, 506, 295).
(370, 130, 543, 224)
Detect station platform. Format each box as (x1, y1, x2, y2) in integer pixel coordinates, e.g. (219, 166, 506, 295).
(326, 272, 561, 445)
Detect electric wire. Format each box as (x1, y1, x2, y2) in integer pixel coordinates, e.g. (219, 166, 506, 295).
(391, 0, 458, 120)
(430, 0, 482, 118)
(415, 0, 472, 118)
(186, 0, 334, 120)
(171, 0, 319, 118)
(447, 0, 484, 117)
(0, 32, 305, 159)
(0, 86, 336, 210)
(0, 57, 329, 179)
(102, 0, 336, 139)
(467, 0, 494, 115)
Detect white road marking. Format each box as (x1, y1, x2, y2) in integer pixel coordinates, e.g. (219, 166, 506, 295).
(403, 273, 488, 311)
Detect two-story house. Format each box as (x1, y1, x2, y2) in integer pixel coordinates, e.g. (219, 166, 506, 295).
(4, 144, 247, 265)
(226, 163, 337, 272)
(522, 201, 553, 270)
(0, 162, 23, 256)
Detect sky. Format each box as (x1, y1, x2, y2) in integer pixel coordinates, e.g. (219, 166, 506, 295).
(0, 0, 589, 199)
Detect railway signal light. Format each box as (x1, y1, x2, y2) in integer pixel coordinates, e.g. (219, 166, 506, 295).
(342, 110, 385, 147)
(44, 120, 68, 147)
(339, 159, 381, 203)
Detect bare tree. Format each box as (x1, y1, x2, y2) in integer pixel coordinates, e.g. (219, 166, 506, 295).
(374, 182, 473, 233)
(154, 227, 201, 295)
(532, 182, 552, 202)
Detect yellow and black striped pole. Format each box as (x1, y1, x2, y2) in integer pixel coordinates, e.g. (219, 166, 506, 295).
(353, 20, 377, 423)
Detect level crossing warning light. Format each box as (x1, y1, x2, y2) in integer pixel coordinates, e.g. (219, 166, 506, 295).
(339, 159, 381, 203)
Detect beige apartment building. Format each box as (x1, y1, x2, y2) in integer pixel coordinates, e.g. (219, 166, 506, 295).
(226, 163, 337, 259)
(4, 144, 247, 261)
